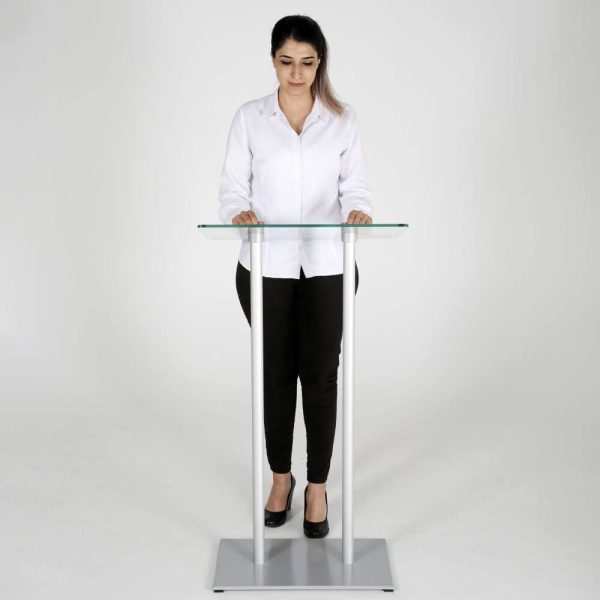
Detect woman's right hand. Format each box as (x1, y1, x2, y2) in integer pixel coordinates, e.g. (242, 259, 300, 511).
(232, 210, 263, 225)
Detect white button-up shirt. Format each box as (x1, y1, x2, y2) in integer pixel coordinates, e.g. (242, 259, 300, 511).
(217, 86, 374, 278)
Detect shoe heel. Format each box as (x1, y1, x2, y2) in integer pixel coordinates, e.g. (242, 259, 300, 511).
(303, 484, 329, 538)
(286, 473, 296, 511)
(264, 472, 295, 527)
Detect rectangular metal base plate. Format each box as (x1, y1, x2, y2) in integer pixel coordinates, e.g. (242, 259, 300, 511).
(213, 538, 394, 591)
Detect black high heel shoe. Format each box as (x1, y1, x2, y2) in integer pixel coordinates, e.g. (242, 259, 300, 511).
(264, 472, 296, 527)
(303, 485, 329, 538)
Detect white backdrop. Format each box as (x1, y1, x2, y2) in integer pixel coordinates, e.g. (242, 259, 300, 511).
(1, 1, 599, 598)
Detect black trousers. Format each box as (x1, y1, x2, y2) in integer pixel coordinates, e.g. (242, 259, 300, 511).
(235, 261, 359, 483)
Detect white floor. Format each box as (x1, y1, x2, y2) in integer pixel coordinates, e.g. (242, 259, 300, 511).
(2, 402, 597, 599)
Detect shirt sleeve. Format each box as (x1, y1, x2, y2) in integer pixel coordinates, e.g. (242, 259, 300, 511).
(217, 105, 252, 224)
(338, 105, 374, 222)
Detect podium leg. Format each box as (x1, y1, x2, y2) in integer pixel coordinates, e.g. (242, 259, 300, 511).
(342, 226, 357, 565)
(250, 228, 264, 565)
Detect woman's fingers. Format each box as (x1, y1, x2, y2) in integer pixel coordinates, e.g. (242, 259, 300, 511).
(241, 210, 257, 224)
(232, 210, 261, 225)
(345, 210, 373, 224)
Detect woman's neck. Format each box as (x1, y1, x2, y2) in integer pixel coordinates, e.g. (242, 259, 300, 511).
(278, 87, 314, 114)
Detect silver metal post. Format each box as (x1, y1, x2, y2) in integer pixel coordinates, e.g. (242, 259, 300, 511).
(342, 226, 357, 565)
(249, 226, 264, 565)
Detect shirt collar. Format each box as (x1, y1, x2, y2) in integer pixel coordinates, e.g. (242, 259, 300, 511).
(262, 86, 330, 123)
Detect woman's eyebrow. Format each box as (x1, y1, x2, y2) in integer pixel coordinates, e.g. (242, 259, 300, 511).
(280, 54, 316, 59)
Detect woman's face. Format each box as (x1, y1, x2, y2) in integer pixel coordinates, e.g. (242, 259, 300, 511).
(272, 39, 320, 95)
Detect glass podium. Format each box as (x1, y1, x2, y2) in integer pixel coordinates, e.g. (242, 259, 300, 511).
(197, 223, 408, 592)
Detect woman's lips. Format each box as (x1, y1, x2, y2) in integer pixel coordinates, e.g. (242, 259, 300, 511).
(290, 82, 304, 86)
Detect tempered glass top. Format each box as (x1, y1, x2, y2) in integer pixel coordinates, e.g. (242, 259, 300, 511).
(197, 223, 408, 240)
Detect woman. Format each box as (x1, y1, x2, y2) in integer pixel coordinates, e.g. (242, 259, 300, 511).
(217, 15, 373, 538)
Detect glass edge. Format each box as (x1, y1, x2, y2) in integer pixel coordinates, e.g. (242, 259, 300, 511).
(197, 223, 409, 228)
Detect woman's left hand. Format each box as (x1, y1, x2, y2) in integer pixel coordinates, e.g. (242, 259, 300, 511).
(344, 210, 373, 224)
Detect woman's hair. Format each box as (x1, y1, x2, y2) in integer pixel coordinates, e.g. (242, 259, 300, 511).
(271, 15, 346, 118)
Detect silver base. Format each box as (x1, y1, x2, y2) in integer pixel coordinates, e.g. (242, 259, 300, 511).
(213, 538, 394, 591)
